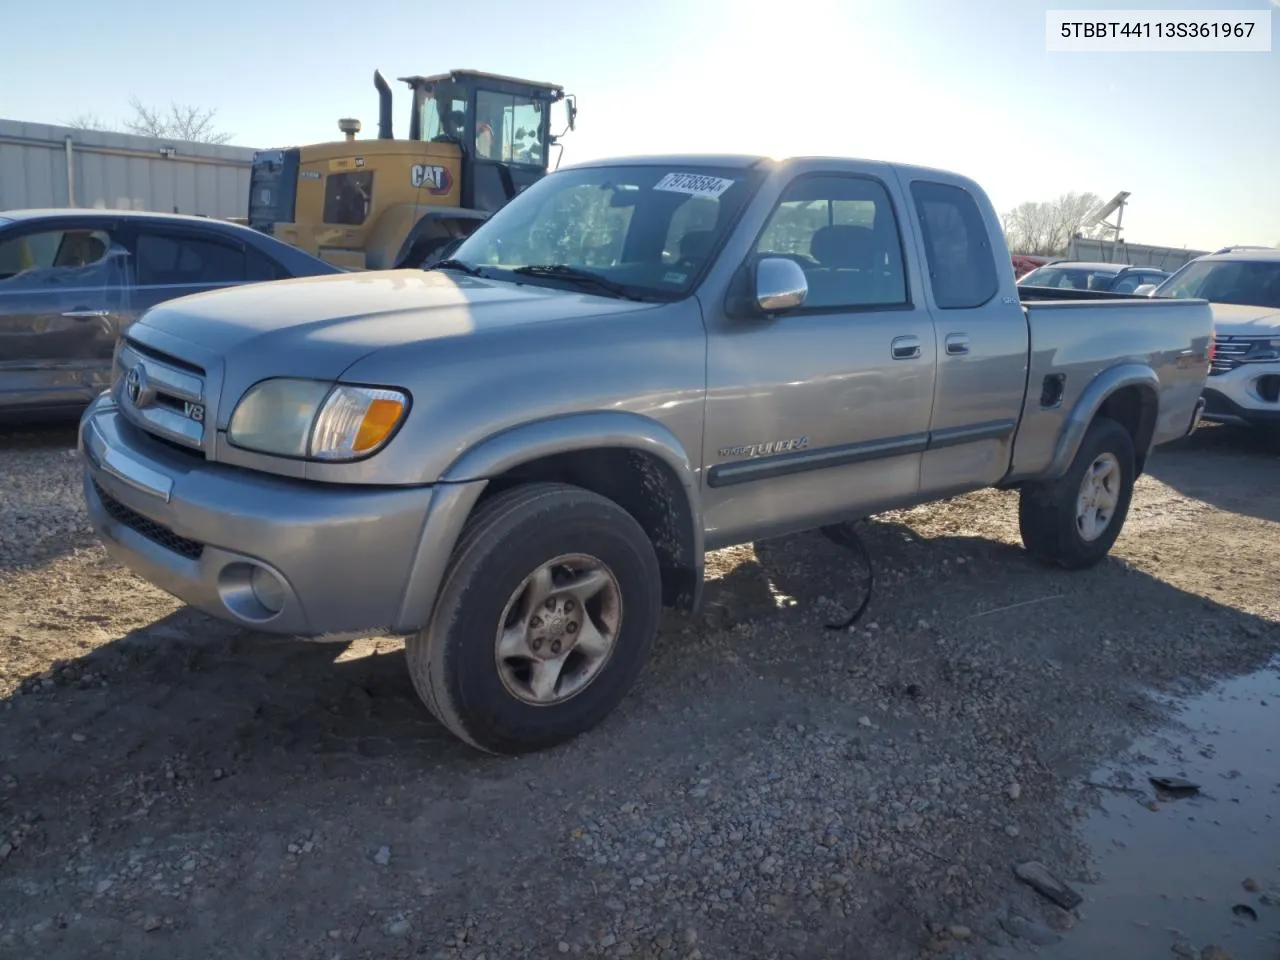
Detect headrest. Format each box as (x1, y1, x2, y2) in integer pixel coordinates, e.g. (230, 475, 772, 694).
(679, 230, 715, 261)
(810, 224, 876, 269)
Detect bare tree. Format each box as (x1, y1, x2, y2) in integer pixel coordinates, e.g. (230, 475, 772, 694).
(61, 112, 114, 132)
(59, 99, 234, 145)
(1002, 191, 1103, 256)
(122, 96, 234, 144)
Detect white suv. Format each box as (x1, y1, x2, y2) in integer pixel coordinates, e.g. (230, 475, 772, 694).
(1151, 248, 1280, 433)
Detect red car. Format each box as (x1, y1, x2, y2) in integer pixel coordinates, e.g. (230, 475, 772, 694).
(1011, 254, 1052, 278)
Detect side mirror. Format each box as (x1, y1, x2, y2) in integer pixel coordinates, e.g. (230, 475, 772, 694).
(755, 257, 808, 314)
(1133, 283, 1157, 296)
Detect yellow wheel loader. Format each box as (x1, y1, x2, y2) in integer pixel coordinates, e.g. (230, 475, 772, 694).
(246, 69, 577, 270)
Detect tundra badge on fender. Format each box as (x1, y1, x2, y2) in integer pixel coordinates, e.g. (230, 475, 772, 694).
(718, 436, 810, 460)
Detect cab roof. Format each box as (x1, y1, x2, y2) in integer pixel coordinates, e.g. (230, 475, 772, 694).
(1200, 247, 1280, 262)
(399, 69, 564, 95)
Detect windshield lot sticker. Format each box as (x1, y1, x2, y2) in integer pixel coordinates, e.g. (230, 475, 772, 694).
(663, 271, 687, 284)
(654, 173, 736, 199)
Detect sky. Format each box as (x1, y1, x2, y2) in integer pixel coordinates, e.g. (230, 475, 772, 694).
(2, 0, 1277, 250)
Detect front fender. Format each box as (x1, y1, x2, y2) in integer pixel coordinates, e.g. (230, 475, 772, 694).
(1044, 362, 1159, 479)
(442, 409, 701, 491)
(394, 411, 705, 633)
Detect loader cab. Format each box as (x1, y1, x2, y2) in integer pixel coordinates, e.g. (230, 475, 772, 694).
(401, 70, 575, 214)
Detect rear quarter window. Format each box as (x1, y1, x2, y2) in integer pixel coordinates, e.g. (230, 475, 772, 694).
(909, 181, 998, 309)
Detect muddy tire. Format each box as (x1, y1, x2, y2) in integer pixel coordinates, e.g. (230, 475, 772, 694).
(406, 482, 662, 755)
(1018, 416, 1136, 570)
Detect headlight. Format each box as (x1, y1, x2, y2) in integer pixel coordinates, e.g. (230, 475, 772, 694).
(227, 378, 409, 461)
(1243, 339, 1280, 362)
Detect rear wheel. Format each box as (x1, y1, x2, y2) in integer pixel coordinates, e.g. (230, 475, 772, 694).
(1018, 416, 1136, 569)
(406, 483, 662, 755)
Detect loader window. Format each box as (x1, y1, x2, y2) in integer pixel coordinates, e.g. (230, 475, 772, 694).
(323, 171, 373, 226)
(475, 90, 545, 166)
(423, 93, 467, 142)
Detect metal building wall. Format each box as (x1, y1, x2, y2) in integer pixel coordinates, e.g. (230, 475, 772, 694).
(0, 118, 259, 219)
(1066, 236, 1211, 271)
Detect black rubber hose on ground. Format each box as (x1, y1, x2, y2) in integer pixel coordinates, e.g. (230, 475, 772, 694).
(820, 522, 875, 631)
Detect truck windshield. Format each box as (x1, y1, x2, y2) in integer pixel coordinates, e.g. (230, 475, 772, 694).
(448, 163, 765, 300)
(1155, 259, 1280, 309)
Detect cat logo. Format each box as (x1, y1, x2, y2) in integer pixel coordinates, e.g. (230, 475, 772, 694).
(410, 164, 453, 196)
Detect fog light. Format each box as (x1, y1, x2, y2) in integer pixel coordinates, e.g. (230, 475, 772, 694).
(250, 566, 286, 615)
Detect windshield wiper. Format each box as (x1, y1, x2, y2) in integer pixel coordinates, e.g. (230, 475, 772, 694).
(425, 258, 484, 277)
(511, 264, 647, 301)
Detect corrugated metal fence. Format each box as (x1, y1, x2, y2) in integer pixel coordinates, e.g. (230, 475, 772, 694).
(0, 118, 258, 219)
(1066, 236, 1211, 271)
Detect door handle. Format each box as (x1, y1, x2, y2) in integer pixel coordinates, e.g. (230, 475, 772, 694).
(945, 333, 970, 356)
(891, 335, 921, 360)
(62, 309, 109, 319)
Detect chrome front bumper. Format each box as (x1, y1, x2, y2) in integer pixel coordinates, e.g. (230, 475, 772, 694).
(79, 394, 440, 637)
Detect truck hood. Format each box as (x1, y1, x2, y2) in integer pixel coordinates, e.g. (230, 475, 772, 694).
(1209, 302, 1280, 337)
(131, 268, 657, 395)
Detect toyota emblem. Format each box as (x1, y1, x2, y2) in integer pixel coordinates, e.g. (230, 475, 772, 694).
(125, 366, 153, 408)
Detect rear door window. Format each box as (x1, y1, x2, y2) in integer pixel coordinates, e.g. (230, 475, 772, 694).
(135, 232, 248, 287)
(909, 181, 998, 309)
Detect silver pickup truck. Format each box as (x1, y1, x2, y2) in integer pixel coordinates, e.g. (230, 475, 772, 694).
(78, 154, 1213, 755)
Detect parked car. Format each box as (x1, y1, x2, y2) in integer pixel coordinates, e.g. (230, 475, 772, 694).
(1017, 260, 1170, 294)
(1146, 246, 1280, 432)
(1011, 254, 1054, 279)
(0, 209, 342, 423)
(78, 154, 1213, 755)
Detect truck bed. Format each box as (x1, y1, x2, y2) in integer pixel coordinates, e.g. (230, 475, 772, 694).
(1016, 284, 1156, 301)
(1005, 292, 1213, 481)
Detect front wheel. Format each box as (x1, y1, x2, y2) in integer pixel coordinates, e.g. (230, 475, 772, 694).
(406, 483, 663, 755)
(1018, 416, 1136, 569)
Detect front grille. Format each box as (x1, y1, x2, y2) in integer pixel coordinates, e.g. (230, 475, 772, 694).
(93, 480, 204, 561)
(123, 338, 206, 376)
(1210, 337, 1257, 376)
(116, 341, 209, 453)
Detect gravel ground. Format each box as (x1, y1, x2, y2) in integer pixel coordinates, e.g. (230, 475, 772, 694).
(0, 421, 1277, 960)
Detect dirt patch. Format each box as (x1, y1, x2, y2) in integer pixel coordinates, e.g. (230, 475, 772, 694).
(1, 422, 1277, 959)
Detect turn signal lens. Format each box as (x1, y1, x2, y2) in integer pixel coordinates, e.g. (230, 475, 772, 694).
(310, 386, 409, 460)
